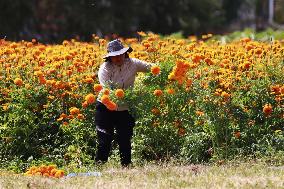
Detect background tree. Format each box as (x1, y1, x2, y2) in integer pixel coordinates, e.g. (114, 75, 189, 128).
(0, 0, 280, 43)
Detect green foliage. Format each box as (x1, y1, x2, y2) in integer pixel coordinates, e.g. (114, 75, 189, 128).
(0, 86, 97, 171)
(180, 132, 212, 163)
(1, 30, 284, 171)
(213, 28, 284, 42)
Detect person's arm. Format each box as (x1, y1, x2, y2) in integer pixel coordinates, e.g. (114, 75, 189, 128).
(98, 63, 110, 87)
(132, 58, 152, 73)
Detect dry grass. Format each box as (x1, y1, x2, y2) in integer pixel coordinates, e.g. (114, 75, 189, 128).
(1, 161, 284, 189)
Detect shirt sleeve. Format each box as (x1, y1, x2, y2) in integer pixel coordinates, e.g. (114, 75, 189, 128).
(98, 62, 110, 87)
(132, 58, 152, 72)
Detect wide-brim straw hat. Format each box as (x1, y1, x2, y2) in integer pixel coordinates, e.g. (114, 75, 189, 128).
(103, 39, 133, 59)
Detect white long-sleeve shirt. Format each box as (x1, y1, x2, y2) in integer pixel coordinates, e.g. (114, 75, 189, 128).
(98, 58, 151, 111)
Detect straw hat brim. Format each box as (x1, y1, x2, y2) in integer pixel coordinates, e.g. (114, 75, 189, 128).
(103, 47, 133, 59)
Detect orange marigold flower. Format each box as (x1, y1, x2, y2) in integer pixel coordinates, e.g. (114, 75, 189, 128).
(195, 111, 204, 116)
(204, 58, 213, 65)
(143, 42, 151, 48)
(28, 166, 38, 174)
(178, 128, 186, 136)
(77, 114, 84, 119)
(103, 89, 110, 95)
(66, 70, 73, 76)
(70, 107, 80, 115)
(275, 96, 282, 103)
(50, 168, 58, 176)
(137, 31, 147, 36)
(177, 78, 184, 85)
(101, 95, 110, 104)
(192, 54, 203, 63)
(280, 86, 284, 94)
(186, 79, 193, 87)
(255, 48, 262, 55)
(34, 71, 44, 77)
(152, 121, 160, 127)
(54, 170, 65, 178)
(153, 89, 163, 97)
(57, 113, 68, 121)
(243, 61, 251, 70)
(10, 43, 17, 48)
(47, 165, 57, 171)
(2, 105, 8, 111)
(84, 77, 94, 83)
(168, 72, 175, 80)
(46, 69, 56, 75)
(115, 89, 125, 99)
(174, 120, 181, 128)
(59, 113, 67, 119)
(14, 78, 23, 86)
(270, 85, 281, 95)
(151, 65, 161, 75)
(99, 39, 106, 45)
(166, 88, 175, 95)
(106, 101, 117, 111)
(245, 44, 254, 51)
(82, 101, 88, 108)
(68, 115, 74, 119)
(263, 104, 273, 116)
(93, 84, 103, 92)
(26, 42, 33, 47)
(221, 91, 230, 99)
(85, 93, 96, 104)
(151, 108, 160, 115)
(62, 40, 69, 46)
(241, 37, 251, 43)
(234, 131, 241, 139)
(38, 60, 45, 66)
(38, 76, 46, 85)
(25, 84, 31, 89)
(38, 165, 48, 173)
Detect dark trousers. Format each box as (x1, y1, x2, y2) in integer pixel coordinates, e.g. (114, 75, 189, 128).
(95, 101, 135, 166)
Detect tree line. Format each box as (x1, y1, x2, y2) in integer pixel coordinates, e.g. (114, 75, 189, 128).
(0, 0, 273, 43)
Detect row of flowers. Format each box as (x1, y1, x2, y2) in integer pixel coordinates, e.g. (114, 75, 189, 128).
(0, 32, 283, 166)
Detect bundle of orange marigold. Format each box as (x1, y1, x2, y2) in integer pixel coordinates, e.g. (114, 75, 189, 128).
(24, 164, 65, 178)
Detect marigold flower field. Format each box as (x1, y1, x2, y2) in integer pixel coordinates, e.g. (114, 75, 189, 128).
(0, 31, 283, 173)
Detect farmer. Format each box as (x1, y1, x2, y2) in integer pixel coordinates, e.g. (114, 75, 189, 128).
(95, 39, 152, 167)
